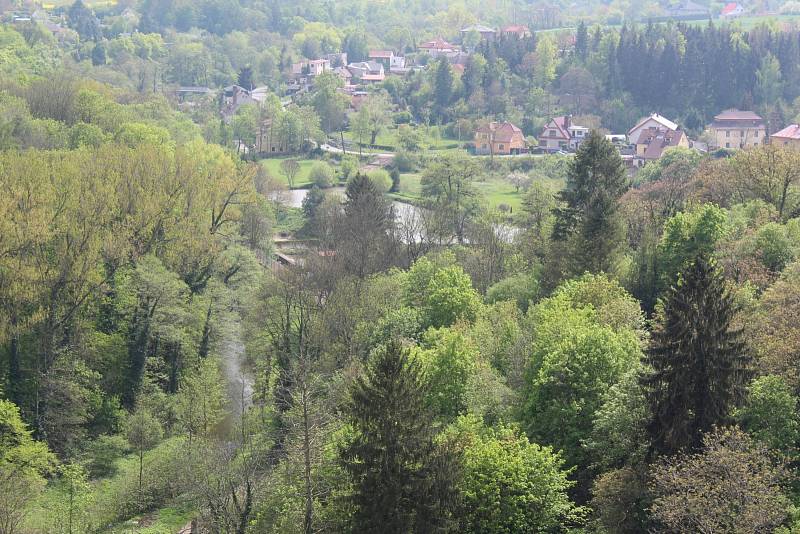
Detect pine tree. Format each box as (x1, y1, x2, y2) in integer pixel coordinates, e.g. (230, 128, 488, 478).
(340, 340, 459, 533)
(575, 21, 588, 61)
(337, 173, 394, 277)
(641, 255, 752, 456)
(551, 130, 628, 277)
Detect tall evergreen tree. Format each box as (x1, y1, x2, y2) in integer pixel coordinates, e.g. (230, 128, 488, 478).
(340, 340, 459, 533)
(575, 21, 588, 61)
(551, 130, 628, 277)
(336, 173, 394, 278)
(641, 255, 752, 456)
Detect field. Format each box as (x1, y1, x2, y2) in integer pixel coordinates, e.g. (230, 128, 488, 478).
(260, 157, 320, 188)
(343, 126, 465, 154)
(393, 172, 527, 212)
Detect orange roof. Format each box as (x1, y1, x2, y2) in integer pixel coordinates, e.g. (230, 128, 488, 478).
(419, 37, 456, 50)
(369, 50, 393, 58)
(772, 124, 800, 140)
(502, 24, 529, 33)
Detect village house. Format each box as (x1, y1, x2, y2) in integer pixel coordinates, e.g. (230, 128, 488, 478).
(638, 128, 689, 164)
(221, 85, 257, 122)
(628, 113, 682, 157)
(322, 52, 348, 67)
(710, 109, 766, 149)
(720, 2, 745, 18)
(347, 61, 385, 84)
(771, 124, 800, 150)
(538, 116, 589, 151)
(460, 24, 497, 42)
(500, 25, 531, 39)
(368, 50, 394, 69)
(418, 37, 460, 57)
(292, 58, 331, 78)
(475, 122, 526, 155)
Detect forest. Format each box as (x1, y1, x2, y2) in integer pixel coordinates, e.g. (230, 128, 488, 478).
(3, 0, 800, 532)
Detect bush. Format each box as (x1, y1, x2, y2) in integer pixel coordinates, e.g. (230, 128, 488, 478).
(393, 150, 417, 172)
(309, 162, 334, 188)
(367, 169, 392, 193)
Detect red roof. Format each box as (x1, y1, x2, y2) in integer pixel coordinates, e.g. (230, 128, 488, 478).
(642, 129, 686, 160)
(476, 121, 524, 143)
(502, 24, 530, 33)
(712, 109, 765, 127)
(419, 37, 456, 50)
(369, 50, 393, 58)
(540, 116, 571, 140)
(721, 2, 740, 15)
(772, 124, 800, 140)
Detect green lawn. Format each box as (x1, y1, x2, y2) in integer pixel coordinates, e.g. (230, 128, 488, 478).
(260, 157, 319, 188)
(344, 126, 465, 153)
(394, 172, 525, 212)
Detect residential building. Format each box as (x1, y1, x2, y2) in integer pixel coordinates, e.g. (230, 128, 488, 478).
(771, 124, 800, 150)
(291, 58, 331, 78)
(538, 116, 589, 151)
(418, 37, 459, 57)
(628, 113, 680, 150)
(460, 24, 497, 41)
(720, 2, 745, 18)
(666, 0, 710, 19)
(710, 109, 766, 149)
(221, 85, 257, 122)
(347, 61, 385, 84)
(369, 50, 394, 68)
(500, 25, 531, 39)
(638, 128, 689, 163)
(475, 122, 526, 155)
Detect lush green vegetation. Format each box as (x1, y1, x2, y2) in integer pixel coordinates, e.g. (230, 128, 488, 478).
(4, 0, 800, 532)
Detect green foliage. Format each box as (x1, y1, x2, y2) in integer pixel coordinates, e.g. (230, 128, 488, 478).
(736, 375, 800, 455)
(404, 256, 482, 329)
(485, 271, 540, 312)
(642, 256, 752, 455)
(341, 340, 460, 533)
(658, 203, 729, 290)
(450, 416, 585, 533)
(309, 161, 334, 188)
(415, 327, 478, 419)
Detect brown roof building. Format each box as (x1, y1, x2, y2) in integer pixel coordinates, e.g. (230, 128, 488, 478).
(771, 124, 800, 150)
(640, 129, 689, 161)
(710, 109, 766, 149)
(475, 122, 526, 155)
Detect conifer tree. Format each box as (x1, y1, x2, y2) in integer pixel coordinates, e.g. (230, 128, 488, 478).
(551, 130, 628, 277)
(340, 340, 459, 533)
(641, 255, 752, 455)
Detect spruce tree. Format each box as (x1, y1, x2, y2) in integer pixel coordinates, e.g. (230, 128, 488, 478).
(641, 255, 752, 456)
(340, 340, 459, 533)
(551, 130, 628, 277)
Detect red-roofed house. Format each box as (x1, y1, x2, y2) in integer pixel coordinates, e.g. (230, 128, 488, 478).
(501, 25, 531, 38)
(711, 109, 766, 149)
(418, 37, 459, 57)
(639, 129, 689, 162)
(538, 116, 590, 151)
(720, 2, 744, 18)
(771, 124, 800, 150)
(475, 122, 526, 155)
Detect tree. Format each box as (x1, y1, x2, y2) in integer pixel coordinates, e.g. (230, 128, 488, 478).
(280, 159, 300, 189)
(657, 203, 728, 291)
(433, 59, 453, 120)
(641, 256, 752, 455)
(575, 21, 588, 61)
(415, 327, 478, 419)
(335, 172, 394, 278)
(551, 130, 628, 277)
(735, 375, 800, 456)
(175, 358, 226, 443)
(756, 52, 783, 106)
(533, 35, 558, 88)
(309, 162, 334, 188)
(649, 427, 789, 533)
(420, 153, 479, 244)
(403, 256, 482, 329)
(350, 92, 392, 146)
(0, 400, 57, 534)
(730, 145, 800, 221)
(125, 406, 163, 506)
(309, 72, 347, 134)
(452, 417, 584, 533)
(340, 340, 459, 533)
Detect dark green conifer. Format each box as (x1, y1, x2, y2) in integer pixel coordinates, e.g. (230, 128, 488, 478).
(641, 255, 752, 455)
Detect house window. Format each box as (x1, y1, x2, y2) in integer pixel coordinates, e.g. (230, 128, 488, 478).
(725, 142, 731, 148)
(549, 130, 556, 136)
(499, 144, 505, 151)
(726, 131, 731, 137)
(754, 130, 759, 137)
